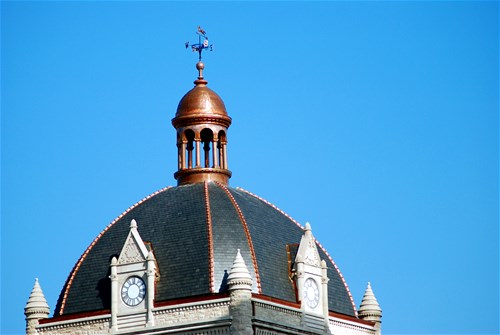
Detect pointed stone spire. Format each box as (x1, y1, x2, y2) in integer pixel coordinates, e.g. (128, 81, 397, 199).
(358, 282, 382, 323)
(227, 249, 253, 291)
(228, 249, 253, 335)
(25, 278, 50, 335)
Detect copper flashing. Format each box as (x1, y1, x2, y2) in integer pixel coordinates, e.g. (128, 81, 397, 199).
(215, 182, 262, 293)
(175, 168, 231, 186)
(328, 310, 376, 326)
(251, 294, 301, 309)
(204, 181, 216, 293)
(39, 309, 110, 324)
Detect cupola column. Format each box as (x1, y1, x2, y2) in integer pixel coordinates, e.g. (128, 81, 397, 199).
(181, 141, 186, 169)
(195, 138, 201, 167)
(211, 138, 217, 168)
(223, 142, 228, 169)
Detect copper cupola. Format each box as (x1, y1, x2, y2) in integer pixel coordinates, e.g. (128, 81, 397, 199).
(172, 61, 232, 185)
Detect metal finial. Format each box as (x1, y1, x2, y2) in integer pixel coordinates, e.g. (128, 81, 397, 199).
(185, 26, 213, 61)
(196, 61, 204, 79)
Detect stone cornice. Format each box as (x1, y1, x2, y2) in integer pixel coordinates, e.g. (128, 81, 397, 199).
(252, 298, 301, 316)
(154, 297, 230, 315)
(253, 320, 320, 335)
(37, 314, 110, 331)
(329, 316, 376, 333)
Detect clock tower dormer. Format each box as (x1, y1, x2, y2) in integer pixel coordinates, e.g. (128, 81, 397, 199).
(110, 219, 156, 333)
(294, 223, 329, 332)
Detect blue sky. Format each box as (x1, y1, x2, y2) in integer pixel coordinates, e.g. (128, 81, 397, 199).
(1, 1, 498, 334)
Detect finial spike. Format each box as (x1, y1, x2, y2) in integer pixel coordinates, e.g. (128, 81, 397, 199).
(130, 219, 137, 229)
(359, 281, 382, 323)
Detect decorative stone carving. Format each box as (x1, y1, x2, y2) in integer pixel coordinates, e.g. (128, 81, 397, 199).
(296, 223, 321, 267)
(294, 222, 330, 330)
(117, 219, 148, 265)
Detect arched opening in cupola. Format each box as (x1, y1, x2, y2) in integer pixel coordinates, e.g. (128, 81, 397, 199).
(200, 128, 214, 168)
(184, 129, 195, 169)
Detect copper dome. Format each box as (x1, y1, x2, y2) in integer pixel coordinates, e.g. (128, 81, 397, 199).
(175, 85, 228, 118)
(172, 62, 231, 128)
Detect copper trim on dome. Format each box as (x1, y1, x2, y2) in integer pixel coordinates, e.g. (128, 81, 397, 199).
(175, 168, 231, 185)
(172, 115, 232, 129)
(203, 182, 216, 293)
(215, 181, 262, 294)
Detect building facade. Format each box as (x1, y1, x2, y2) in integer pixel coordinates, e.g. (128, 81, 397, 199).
(25, 57, 382, 335)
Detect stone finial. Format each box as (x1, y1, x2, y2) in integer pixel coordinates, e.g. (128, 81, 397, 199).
(25, 278, 50, 316)
(358, 282, 382, 323)
(130, 219, 138, 229)
(304, 222, 315, 242)
(227, 249, 253, 291)
(25, 278, 50, 335)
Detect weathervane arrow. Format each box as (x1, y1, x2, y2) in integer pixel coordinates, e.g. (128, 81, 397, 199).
(185, 26, 213, 61)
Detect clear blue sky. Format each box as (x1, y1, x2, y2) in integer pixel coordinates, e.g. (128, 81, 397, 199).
(1, 1, 498, 334)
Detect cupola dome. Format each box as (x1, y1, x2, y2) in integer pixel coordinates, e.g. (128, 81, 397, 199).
(174, 63, 230, 125)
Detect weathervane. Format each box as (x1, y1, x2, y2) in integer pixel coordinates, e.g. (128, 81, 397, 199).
(185, 26, 213, 61)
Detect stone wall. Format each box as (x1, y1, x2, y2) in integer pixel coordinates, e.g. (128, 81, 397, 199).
(154, 298, 230, 327)
(253, 299, 302, 328)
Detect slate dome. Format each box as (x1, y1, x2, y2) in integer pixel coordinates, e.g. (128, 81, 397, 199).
(54, 182, 356, 318)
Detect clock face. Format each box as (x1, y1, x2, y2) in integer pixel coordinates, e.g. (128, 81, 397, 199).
(121, 276, 146, 306)
(303, 278, 319, 309)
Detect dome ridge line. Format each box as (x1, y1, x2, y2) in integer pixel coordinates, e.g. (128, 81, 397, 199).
(203, 181, 216, 293)
(236, 187, 358, 315)
(56, 186, 173, 316)
(214, 181, 262, 294)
